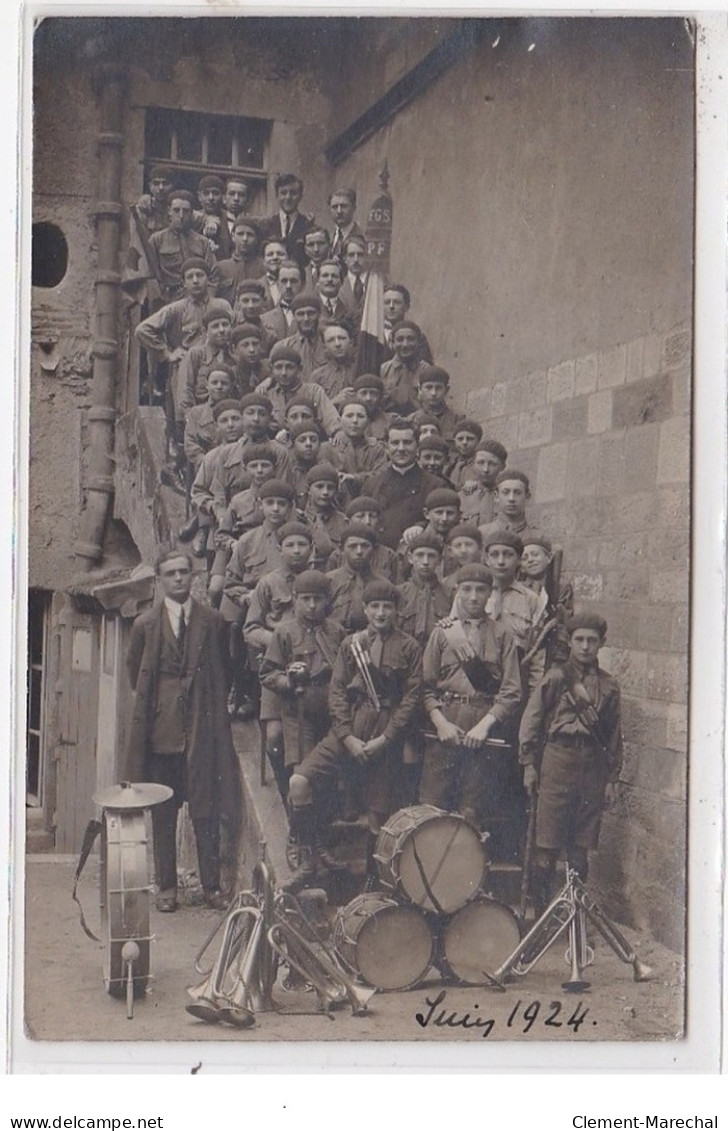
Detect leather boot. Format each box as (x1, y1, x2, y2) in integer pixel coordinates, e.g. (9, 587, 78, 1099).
(178, 514, 199, 542)
(283, 805, 319, 892)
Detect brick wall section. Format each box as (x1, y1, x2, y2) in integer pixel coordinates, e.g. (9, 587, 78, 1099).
(464, 322, 691, 951)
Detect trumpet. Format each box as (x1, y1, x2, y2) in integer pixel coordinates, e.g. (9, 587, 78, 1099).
(268, 912, 374, 1016)
(186, 905, 255, 1023)
(573, 876, 652, 982)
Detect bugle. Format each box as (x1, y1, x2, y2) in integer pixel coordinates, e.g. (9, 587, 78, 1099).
(186, 905, 256, 1023)
(574, 877, 652, 982)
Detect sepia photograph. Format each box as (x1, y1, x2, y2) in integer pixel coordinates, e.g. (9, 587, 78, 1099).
(15, 9, 714, 1067)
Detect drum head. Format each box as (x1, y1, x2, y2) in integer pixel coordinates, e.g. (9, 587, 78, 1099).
(345, 899, 434, 991)
(442, 898, 521, 985)
(393, 814, 487, 914)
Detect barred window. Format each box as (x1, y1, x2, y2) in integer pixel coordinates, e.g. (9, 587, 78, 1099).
(143, 108, 270, 197)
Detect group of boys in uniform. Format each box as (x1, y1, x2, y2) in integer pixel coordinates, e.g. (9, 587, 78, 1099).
(128, 168, 624, 918)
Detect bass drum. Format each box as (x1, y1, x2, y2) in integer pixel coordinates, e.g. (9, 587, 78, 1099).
(100, 808, 152, 997)
(333, 893, 434, 991)
(375, 805, 487, 914)
(440, 896, 522, 986)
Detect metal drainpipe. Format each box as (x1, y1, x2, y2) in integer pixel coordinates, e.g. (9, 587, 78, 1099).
(74, 63, 127, 568)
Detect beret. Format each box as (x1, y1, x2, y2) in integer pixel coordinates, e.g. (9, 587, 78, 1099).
(419, 366, 450, 386)
(566, 612, 608, 637)
(149, 165, 173, 182)
(212, 398, 243, 420)
(181, 257, 210, 277)
(278, 521, 313, 543)
(446, 522, 483, 546)
(270, 342, 302, 366)
(342, 522, 377, 545)
(425, 488, 461, 510)
(202, 300, 234, 326)
(294, 570, 330, 596)
(198, 174, 225, 191)
(454, 419, 484, 440)
(482, 529, 524, 554)
(522, 533, 553, 553)
(230, 323, 262, 343)
(407, 531, 443, 553)
(168, 189, 196, 207)
(418, 435, 448, 453)
(363, 580, 400, 605)
(392, 319, 421, 338)
(239, 392, 273, 412)
(205, 363, 235, 381)
(495, 468, 530, 491)
(241, 443, 276, 465)
(236, 279, 266, 296)
(345, 495, 381, 517)
(354, 374, 384, 392)
(338, 397, 368, 414)
(306, 463, 339, 486)
(290, 420, 321, 439)
(291, 292, 322, 313)
(453, 563, 492, 586)
(285, 396, 316, 414)
(478, 438, 508, 463)
(232, 216, 260, 235)
(259, 478, 294, 501)
(411, 411, 441, 429)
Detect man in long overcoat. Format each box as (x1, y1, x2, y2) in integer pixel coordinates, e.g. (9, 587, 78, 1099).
(126, 551, 240, 912)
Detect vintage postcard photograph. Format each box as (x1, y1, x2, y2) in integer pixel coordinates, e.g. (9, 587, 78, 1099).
(13, 9, 722, 1071)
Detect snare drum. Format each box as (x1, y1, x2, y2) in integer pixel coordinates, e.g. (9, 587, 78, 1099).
(333, 893, 434, 991)
(375, 805, 487, 914)
(439, 895, 521, 985)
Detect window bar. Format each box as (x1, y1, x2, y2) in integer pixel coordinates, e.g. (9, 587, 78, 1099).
(201, 128, 209, 166)
(170, 126, 178, 162)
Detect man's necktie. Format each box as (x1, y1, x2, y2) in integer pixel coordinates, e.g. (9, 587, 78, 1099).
(283, 215, 291, 238)
(415, 587, 432, 640)
(178, 606, 187, 653)
(354, 276, 364, 303)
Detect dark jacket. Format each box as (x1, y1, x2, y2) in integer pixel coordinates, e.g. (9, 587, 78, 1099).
(125, 600, 239, 820)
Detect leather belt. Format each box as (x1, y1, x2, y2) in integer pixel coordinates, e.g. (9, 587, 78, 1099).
(550, 733, 598, 749)
(440, 691, 492, 705)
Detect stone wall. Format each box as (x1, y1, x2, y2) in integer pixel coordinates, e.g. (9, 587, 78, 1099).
(463, 323, 691, 951)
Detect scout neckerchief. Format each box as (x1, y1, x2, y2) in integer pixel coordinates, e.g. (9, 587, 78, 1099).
(561, 662, 610, 750)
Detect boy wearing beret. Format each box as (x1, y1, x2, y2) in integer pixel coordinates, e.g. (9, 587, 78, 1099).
(380, 321, 433, 416)
(177, 300, 236, 417)
(420, 563, 523, 846)
(381, 283, 433, 363)
(183, 370, 236, 474)
(303, 463, 349, 570)
(519, 613, 623, 913)
(398, 486, 462, 578)
(447, 420, 484, 488)
(221, 479, 295, 621)
(208, 394, 290, 518)
(414, 366, 463, 443)
(320, 397, 388, 498)
(326, 498, 401, 582)
(353, 374, 392, 443)
(193, 174, 233, 260)
(483, 529, 545, 696)
(459, 439, 508, 527)
(231, 281, 277, 354)
(279, 293, 329, 379)
(216, 217, 264, 300)
(228, 322, 271, 396)
(260, 569, 347, 800)
(520, 534, 574, 669)
(417, 434, 451, 483)
(442, 523, 484, 590)
(257, 342, 343, 440)
(311, 322, 358, 405)
(286, 580, 422, 890)
(326, 523, 389, 631)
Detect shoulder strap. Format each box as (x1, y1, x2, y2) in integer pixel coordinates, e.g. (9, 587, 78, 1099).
(72, 819, 103, 943)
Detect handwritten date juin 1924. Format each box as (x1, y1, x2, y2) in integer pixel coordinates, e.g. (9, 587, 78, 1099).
(415, 991, 593, 1037)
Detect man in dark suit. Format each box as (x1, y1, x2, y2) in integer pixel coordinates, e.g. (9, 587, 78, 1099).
(260, 173, 314, 274)
(125, 552, 240, 913)
(328, 188, 364, 263)
(261, 259, 303, 342)
(338, 235, 370, 329)
(362, 421, 444, 549)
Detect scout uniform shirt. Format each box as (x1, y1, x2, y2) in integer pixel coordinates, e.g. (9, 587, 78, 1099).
(221, 522, 285, 621)
(423, 613, 522, 728)
(146, 227, 218, 302)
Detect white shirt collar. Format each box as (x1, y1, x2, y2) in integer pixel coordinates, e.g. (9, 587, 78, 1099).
(164, 596, 192, 632)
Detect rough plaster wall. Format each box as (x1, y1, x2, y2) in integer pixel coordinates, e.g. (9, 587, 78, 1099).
(335, 20, 694, 388)
(30, 58, 99, 591)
